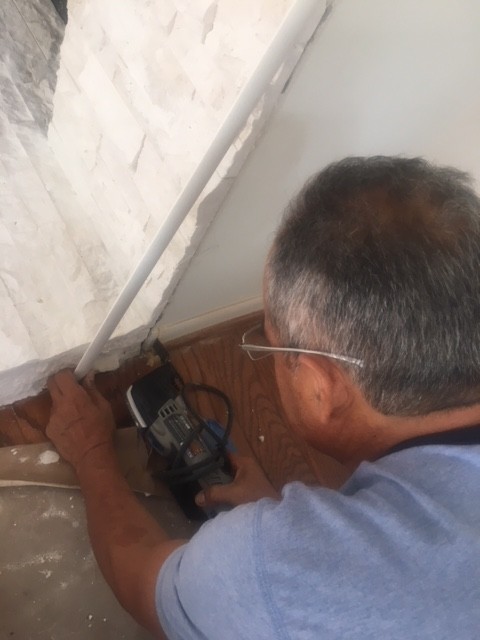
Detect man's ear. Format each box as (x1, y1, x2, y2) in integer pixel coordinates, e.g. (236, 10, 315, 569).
(295, 355, 351, 426)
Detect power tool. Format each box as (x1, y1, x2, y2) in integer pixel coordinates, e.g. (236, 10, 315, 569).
(126, 343, 234, 521)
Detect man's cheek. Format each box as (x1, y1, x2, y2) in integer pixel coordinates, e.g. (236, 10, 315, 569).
(274, 360, 298, 423)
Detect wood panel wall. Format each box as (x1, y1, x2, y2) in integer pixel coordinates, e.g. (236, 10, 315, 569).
(0, 312, 347, 490)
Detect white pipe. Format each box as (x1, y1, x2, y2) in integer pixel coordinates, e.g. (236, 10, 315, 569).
(74, 0, 319, 379)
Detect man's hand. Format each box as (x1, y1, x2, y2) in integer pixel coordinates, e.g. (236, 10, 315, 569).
(195, 453, 280, 509)
(46, 369, 182, 639)
(46, 369, 116, 472)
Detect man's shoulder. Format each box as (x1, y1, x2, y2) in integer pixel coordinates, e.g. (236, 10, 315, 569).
(345, 442, 480, 516)
(257, 442, 480, 570)
(157, 446, 480, 639)
(236, 443, 480, 551)
(254, 446, 480, 637)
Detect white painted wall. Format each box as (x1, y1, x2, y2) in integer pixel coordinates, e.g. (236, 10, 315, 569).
(158, 0, 480, 338)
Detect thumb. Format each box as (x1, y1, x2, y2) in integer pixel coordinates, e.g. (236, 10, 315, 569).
(82, 372, 107, 405)
(195, 482, 237, 508)
(83, 370, 96, 389)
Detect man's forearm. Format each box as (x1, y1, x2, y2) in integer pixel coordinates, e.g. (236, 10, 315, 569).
(76, 444, 185, 637)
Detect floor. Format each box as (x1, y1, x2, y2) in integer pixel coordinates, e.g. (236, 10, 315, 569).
(0, 312, 348, 638)
(1, 486, 197, 640)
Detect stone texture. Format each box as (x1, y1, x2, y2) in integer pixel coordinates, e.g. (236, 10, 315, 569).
(0, 0, 323, 404)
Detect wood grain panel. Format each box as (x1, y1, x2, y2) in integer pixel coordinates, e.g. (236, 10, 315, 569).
(0, 311, 347, 489)
(166, 312, 347, 490)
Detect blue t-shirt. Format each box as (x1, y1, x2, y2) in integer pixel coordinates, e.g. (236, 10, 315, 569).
(156, 437, 480, 639)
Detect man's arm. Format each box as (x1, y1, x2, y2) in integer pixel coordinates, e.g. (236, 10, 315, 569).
(46, 370, 185, 638)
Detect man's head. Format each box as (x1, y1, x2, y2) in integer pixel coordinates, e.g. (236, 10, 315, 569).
(265, 156, 480, 422)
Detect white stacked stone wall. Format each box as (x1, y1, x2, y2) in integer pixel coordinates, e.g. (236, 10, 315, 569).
(0, 0, 325, 404)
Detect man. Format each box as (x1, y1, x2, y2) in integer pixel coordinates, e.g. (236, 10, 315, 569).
(47, 156, 480, 639)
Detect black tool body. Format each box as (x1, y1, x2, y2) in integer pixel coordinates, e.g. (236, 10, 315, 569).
(126, 355, 234, 521)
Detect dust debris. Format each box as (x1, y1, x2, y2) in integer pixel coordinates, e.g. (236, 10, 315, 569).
(39, 570, 52, 579)
(4, 551, 63, 572)
(41, 505, 70, 520)
(37, 451, 60, 465)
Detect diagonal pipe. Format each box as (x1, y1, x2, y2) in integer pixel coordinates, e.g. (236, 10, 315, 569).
(75, 0, 320, 379)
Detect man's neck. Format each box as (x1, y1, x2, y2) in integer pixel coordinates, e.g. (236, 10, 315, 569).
(329, 401, 480, 472)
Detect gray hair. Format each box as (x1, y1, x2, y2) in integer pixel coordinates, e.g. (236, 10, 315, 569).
(266, 156, 480, 416)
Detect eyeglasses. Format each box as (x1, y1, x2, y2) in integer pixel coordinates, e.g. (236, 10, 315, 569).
(240, 323, 364, 367)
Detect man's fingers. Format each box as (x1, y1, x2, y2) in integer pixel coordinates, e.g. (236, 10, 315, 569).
(82, 371, 102, 399)
(226, 453, 252, 474)
(48, 369, 83, 398)
(47, 369, 76, 407)
(195, 483, 239, 508)
(83, 371, 95, 389)
(82, 372, 103, 404)
(47, 375, 62, 402)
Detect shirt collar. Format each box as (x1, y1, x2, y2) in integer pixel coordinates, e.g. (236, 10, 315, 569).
(379, 423, 480, 459)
